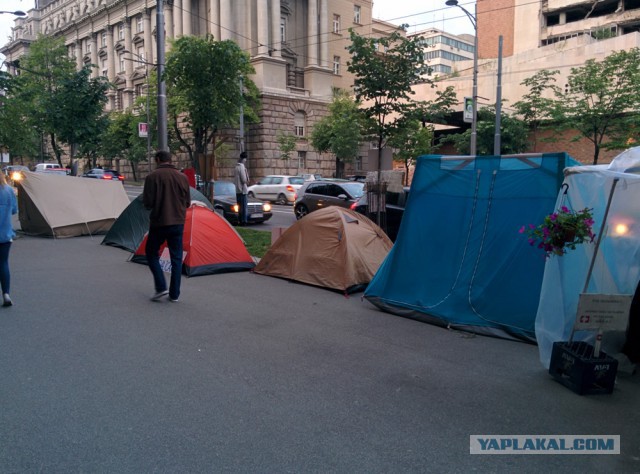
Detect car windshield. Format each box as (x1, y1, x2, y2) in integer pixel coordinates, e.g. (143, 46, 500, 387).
(289, 177, 305, 185)
(342, 182, 365, 198)
(214, 181, 236, 196)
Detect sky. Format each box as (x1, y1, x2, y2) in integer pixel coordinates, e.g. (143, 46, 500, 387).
(0, 0, 476, 60)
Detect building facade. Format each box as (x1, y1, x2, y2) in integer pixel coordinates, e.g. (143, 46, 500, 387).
(410, 28, 475, 78)
(1, 0, 397, 179)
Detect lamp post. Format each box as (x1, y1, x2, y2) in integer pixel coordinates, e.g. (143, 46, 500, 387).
(156, 0, 168, 152)
(0, 11, 26, 16)
(123, 50, 152, 173)
(446, 0, 478, 156)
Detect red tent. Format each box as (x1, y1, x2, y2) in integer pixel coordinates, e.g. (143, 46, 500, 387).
(131, 203, 255, 276)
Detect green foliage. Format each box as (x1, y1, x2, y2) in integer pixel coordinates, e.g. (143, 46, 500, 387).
(387, 120, 434, 185)
(164, 35, 260, 179)
(276, 132, 297, 161)
(100, 110, 148, 180)
(550, 48, 640, 164)
(310, 90, 363, 164)
(347, 28, 432, 153)
(442, 105, 529, 155)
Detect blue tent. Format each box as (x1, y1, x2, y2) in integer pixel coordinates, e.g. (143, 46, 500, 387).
(365, 153, 579, 342)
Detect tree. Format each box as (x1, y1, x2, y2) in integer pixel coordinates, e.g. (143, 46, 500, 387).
(443, 105, 529, 155)
(347, 28, 430, 168)
(310, 90, 364, 177)
(100, 110, 147, 182)
(0, 72, 39, 162)
(387, 121, 433, 186)
(512, 69, 561, 151)
(551, 48, 640, 164)
(276, 132, 297, 174)
(164, 35, 260, 181)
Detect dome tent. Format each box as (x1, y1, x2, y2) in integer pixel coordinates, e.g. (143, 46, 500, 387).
(254, 207, 392, 293)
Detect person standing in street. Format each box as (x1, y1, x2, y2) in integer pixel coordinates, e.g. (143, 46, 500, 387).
(0, 172, 17, 307)
(234, 151, 250, 226)
(142, 150, 191, 302)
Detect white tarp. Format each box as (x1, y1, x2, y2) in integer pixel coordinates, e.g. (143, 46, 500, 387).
(536, 148, 640, 367)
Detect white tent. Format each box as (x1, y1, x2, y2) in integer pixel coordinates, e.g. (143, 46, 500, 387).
(18, 171, 130, 238)
(536, 147, 640, 368)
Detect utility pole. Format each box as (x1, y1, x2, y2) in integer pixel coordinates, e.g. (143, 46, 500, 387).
(494, 36, 503, 156)
(156, 0, 168, 152)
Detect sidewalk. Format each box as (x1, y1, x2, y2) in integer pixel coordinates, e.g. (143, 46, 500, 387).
(1, 234, 638, 472)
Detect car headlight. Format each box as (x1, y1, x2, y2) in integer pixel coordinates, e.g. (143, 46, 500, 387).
(232, 204, 239, 213)
(263, 203, 271, 212)
(11, 172, 22, 181)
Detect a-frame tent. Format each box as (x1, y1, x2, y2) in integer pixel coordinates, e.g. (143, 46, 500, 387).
(102, 187, 212, 252)
(365, 153, 579, 342)
(130, 203, 255, 276)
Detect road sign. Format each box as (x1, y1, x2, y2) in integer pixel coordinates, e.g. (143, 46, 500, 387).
(138, 122, 148, 138)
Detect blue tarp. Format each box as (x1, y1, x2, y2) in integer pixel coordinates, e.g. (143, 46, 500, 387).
(365, 153, 579, 342)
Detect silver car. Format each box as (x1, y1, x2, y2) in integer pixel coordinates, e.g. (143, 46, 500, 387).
(247, 175, 305, 205)
(294, 180, 365, 220)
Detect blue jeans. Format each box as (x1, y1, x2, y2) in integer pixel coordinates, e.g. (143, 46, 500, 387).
(0, 242, 11, 295)
(145, 225, 184, 300)
(236, 193, 248, 224)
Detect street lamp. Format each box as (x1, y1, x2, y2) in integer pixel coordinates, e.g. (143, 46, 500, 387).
(0, 11, 26, 16)
(446, 0, 478, 156)
(123, 50, 152, 173)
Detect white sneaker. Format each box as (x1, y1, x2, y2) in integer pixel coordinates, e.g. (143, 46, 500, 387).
(150, 290, 168, 301)
(3, 293, 12, 307)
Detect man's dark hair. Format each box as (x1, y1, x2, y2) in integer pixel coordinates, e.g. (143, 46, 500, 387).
(155, 150, 172, 163)
(239, 151, 248, 161)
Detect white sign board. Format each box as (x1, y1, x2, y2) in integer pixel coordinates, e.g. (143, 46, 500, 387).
(138, 122, 148, 138)
(463, 97, 473, 123)
(574, 293, 633, 331)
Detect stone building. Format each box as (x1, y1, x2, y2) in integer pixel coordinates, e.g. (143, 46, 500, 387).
(1, 0, 399, 179)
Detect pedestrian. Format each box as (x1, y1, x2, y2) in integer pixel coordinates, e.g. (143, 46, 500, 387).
(142, 150, 191, 302)
(0, 171, 18, 307)
(234, 151, 249, 225)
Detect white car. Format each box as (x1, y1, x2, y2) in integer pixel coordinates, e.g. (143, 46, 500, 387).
(247, 175, 305, 205)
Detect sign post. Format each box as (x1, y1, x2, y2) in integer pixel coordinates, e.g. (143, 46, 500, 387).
(138, 122, 148, 138)
(463, 97, 473, 123)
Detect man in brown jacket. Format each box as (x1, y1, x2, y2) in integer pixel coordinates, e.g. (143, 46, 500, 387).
(142, 150, 191, 302)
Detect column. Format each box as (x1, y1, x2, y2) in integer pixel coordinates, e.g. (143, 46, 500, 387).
(257, 0, 268, 55)
(173, 0, 183, 37)
(90, 33, 99, 78)
(210, 0, 220, 39)
(144, 8, 154, 65)
(319, 0, 329, 68)
(166, 0, 174, 39)
(124, 17, 134, 107)
(183, 0, 192, 36)
(220, 0, 231, 41)
(307, 0, 318, 66)
(106, 25, 116, 109)
(75, 40, 83, 69)
(270, 0, 281, 57)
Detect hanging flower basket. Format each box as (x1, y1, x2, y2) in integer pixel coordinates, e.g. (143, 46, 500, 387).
(520, 206, 596, 258)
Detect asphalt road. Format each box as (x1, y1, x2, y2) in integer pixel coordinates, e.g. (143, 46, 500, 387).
(0, 231, 638, 472)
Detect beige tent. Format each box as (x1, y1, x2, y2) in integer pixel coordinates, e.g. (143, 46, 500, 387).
(254, 207, 393, 293)
(18, 171, 130, 238)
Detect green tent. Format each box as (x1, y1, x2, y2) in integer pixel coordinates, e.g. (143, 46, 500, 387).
(101, 187, 212, 252)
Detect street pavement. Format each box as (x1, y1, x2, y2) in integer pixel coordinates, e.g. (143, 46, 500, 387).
(0, 230, 639, 473)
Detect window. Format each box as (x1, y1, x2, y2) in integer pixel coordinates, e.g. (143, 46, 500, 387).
(333, 56, 340, 75)
(272, 177, 283, 185)
(137, 16, 143, 33)
(280, 17, 286, 43)
(101, 31, 107, 47)
(119, 54, 125, 72)
(307, 183, 328, 195)
(135, 83, 144, 98)
(86, 41, 91, 53)
(294, 111, 306, 137)
(297, 151, 307, 169)
(137, 47, 146, 62)
(116, 89, 124, 110)
(101, 58, 107, 77)
(355, 156, 363, 171)
(118, 23, 124, 41)
(333, 14, 341, 33)
(354, 5, 361, 24)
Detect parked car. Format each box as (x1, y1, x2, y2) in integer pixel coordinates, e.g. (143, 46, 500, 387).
(299, 173, 323, 181)
(346, 174, 367, 183)
(82, 168, 125, 182)
(212, 180, 273, 225)
(3, 165, 29, 186)
(353, 186, 410, 242)
(34, 163, 63, 172)
(294, 180, 365, 220)
(247, 175, 305, 205)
